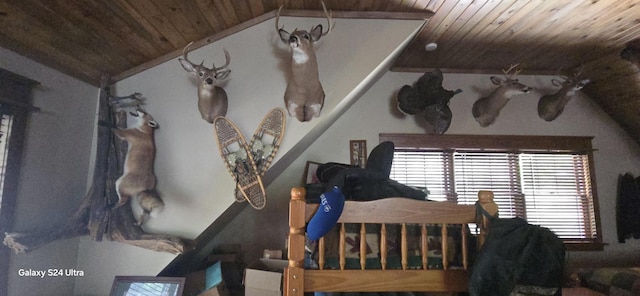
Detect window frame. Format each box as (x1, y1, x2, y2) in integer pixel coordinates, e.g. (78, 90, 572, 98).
(379, 133, 604, 251)
(0, 68, 39, 295)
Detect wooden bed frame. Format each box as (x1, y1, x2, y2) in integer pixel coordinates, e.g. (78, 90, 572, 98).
(284, 187, 498, 295)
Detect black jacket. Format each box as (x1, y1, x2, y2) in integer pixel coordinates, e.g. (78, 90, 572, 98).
(469, 217, 565, 296)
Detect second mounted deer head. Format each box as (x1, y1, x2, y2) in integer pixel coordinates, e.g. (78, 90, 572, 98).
(179, 42, 231, 123)
(276, 0, 333, 122)
(538, 67, 590, 121)
(472, 64, 532, 127)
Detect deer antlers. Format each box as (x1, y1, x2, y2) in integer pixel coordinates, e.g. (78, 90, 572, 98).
(502, 64, 522, 80)
(181, 42, 231, 80)
(554, 65, 584, 82)
(471, 64, 532, 127)
(537, 65, 590, 121)
(275, 1, 333, 44)
(179, 42, 231, 123)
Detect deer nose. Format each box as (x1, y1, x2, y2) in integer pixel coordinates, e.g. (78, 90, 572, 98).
(205, 78, 214, 85)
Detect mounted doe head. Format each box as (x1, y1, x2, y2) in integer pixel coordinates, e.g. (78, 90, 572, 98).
(538, 67, 590, 121)
(179, 41, 231, 123)
(276, 0, 333, 122)
(472, 64, 532, 127)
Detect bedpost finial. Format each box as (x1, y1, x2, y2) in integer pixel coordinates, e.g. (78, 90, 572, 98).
(291, 187, 306, 200)
(478, 190, 494, 203)
(477, 190, 498, 217)
(476, 190, 498, 249)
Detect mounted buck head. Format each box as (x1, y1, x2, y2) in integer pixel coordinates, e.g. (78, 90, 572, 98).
(276, 0, 333, 122)
(179, 41, 231, 123)
(538, 67, 590, 121)
(621, 38, 640, 68)
(472, 64, 532, 127)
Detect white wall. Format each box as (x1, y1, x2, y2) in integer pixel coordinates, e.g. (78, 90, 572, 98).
(0, 47, 98, 296)
(202, 70, 640, 280)
(4, 15, 639, 296)
(72, 17, 424, 295)
(285, 71, 640, 265)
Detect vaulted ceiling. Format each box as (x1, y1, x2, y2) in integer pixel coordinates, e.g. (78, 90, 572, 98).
(1, 0, 639, 145)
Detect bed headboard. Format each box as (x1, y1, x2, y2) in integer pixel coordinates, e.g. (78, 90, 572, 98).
(285, 187, 498, 294)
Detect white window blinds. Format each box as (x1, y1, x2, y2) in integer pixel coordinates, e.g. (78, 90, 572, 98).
(389, 150, 454, 202)
(454, 152, 526, 219)
(389, 149, 598, 242)
(520, 153, 597, 241)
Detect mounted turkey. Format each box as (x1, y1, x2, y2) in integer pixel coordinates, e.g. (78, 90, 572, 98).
(397, 69, 462, 134)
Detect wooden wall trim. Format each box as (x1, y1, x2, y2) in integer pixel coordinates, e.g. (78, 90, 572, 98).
(379, 133, 594, 152)
(110, 10, 431, 84)
(0, 68, 40, 87)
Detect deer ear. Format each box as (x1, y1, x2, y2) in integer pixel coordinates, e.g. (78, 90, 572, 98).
(278, 29, 290, 43)
(216, 69, 231, 81)
(310, 25, 323, 41)
(178, 59, 195, 72)
(551, 79, 563, 87)
(490, 76, 503, 85)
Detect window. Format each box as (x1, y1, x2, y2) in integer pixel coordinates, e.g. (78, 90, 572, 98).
(380, 133, 603, 251)
(0, 68, 38, 295)
(0, 113, 14, 205)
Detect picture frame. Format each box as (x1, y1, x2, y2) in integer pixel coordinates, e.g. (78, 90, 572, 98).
(303, 161, 321, 184)
(350, 140, 367, 168)
(109, 276, 185, 296)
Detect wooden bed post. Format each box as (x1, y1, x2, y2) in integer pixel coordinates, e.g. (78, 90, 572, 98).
(476, 190, 498, 248)
(285, 187, 306, 296)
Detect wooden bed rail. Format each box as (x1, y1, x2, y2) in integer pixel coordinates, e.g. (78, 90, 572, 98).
(285, 187, 498, 295)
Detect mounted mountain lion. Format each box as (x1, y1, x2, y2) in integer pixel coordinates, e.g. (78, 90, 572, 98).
(112, 107, 164, 225)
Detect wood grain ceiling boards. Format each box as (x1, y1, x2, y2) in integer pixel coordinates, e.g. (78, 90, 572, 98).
(0, 0, 639, 145)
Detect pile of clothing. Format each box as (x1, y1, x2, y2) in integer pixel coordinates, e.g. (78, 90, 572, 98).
(307, 141, 427, 202)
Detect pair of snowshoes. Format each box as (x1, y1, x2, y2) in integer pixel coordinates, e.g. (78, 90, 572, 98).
(213, 108, 286, 210)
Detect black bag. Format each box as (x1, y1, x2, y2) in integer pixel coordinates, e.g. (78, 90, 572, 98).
(317, 142, 394, 201)
(312, 141, 426, 201)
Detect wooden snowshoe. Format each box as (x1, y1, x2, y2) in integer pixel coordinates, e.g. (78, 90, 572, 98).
(233, 108, 286, 202)
(213, 116, 266, 209)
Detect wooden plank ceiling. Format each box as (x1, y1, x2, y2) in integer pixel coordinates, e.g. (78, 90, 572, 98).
(0, 0, 639, 145)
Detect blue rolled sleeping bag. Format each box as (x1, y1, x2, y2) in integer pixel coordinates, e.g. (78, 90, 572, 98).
(306, 186, 345, 240)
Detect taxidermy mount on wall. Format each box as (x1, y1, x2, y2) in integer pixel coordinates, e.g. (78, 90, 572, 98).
(276, 0, 333, 122)
(472, 64, 532, 127)
(3, 90, 192, 255)
(538, 67, 590, 121)
(111, 107, 164, 226)
(397, 68, 462, 134)
(179, 41, 231, 123)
